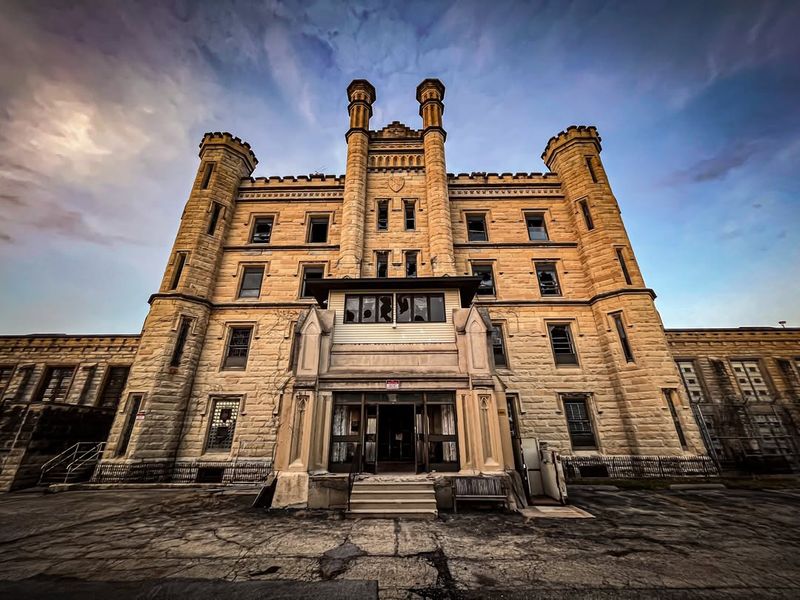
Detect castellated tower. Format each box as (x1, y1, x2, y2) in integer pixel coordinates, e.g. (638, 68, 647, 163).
(101, 133, 257, 467)
(542, 127, 702, 455)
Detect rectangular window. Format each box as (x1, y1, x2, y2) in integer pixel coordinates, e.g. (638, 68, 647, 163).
(170, 252, 187, 290)
(585, 156, 598, 183)
(377, 200, 389, 231)
(223, 327, 253, 369)
(251, 217, 274, 243)
(238, 266, 264, 299)
(98, 366, 131, 409)
(77, 366, 96, 404)
(116, 393, 142, 457)
(170, 317, 192, 367)
(206, 397, 241, 452)
(206, 202, 223, 235)
(491, 323, 508, 368)
(730, 360, 772, 401)
(0, 366, 16, 396)
(396, 294, 446, 323)
(578, 199, 594, 231)
(664, 389, 687, 448)
(200, 162, 215, 189)
(777, 359, 799, 389)
(405, 251, 418, 277)
(612, 313, 634, 363)
(548, 324, 578, 366)
(404, 200, 416, 230)
(13, 366, 34, 401)
(466, 214, 488, 242)
(563, 395, 597, 448)
(525, 213, 548, 241)
(472, 264, 495, 296)
(375, 251, 389, 278)
(300, 265, 324, 298)
(344, 295, 393, 324)
(616, 248, 632, 285)
(36, 366, 76, 402)
(677, 360, 706, 403)
(307, 216, 329, 243)
(536, 262, 561, 296)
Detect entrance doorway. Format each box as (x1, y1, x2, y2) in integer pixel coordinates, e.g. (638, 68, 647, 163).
(377, 404, 415, 472)
(328, 391, 459, 474)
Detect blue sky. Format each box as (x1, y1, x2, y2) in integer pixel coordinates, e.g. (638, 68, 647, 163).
(0, 0, 798, 334)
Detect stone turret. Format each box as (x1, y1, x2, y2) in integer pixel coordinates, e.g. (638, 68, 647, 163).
(417, 79, 455, 276)
(101, 132, 257, 466)
(338, 79, 376, 277)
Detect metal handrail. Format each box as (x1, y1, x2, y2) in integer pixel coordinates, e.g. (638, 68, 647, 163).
(347, 444, 363, 512)
(65, 443, 106, 482)
(39, 442, 105, 484)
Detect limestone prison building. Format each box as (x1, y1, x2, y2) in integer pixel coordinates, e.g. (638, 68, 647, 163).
(1, 80, 798, 508)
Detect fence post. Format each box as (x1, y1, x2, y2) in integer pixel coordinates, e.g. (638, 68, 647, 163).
(658, 456, 664, 478)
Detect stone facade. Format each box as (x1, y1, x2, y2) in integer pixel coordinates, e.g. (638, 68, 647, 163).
(1, 79, 795, 498)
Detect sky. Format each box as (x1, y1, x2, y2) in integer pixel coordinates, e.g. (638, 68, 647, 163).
(0, 0, 798, 334)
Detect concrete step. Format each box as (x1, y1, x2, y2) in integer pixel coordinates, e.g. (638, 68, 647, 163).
(350, 490, 434, 500)
(352, 481, 433, 492)
(350, 499, 437, 511)
(348, 507, 437, 519)
(348, 479, 437, 517)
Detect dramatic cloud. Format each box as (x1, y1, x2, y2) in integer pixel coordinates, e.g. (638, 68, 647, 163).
(0, 0, 798, 333)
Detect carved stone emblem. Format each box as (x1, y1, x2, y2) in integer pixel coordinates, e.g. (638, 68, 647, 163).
(388, 175, 405, 192)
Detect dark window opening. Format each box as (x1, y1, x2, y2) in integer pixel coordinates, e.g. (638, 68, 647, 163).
(300, 266, 324, 298)
(224, 327, 253, 369)
(612, 313, 634, 363)
(585, 156, 598, 183)
(251, 217, 274, 243)
(549, 324, 578, 366)
(170, 252, 187, 290)
(578, 199, 594, 231)
(307, 216, 329, 243)
(77, 366, 96, 404)
(377, 200, 389, 231)
(396, 294, 445, 323)
(491, 323, 508, 368)
(536, 262, 561, 296)
(99, 366, 130, 409)
(563, 395, 596, 448)
(0, 365, 15, 396)
(36, 366, 76, 402)
(200, 162, 215, 189)
(116, 394, 142, 456)
(466, 214, 488, 242)
(13, 366, 34, 401)
(239, 266, 265, 298)
(472, 264, 495, 296)
(344, 295, 393, 324)
(405, 251, 418, 277)
(376, 251, 389, 278)
(525, 213, 548, 240)
(170, 317, 192, 367)
(616, 248, 632, 285)
(206, 202, 223, 235)
(404, 200, 416, 230)
(206, 398, 241, 451)
(664, 389, 687, 448)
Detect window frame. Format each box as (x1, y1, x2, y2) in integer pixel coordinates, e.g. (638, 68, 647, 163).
(615, 247, 633, 285)
(200, 161, 215, 189)
(524, 212, 549, 241)
(577, 198, 595, 231)
(663, 388, 688, 449)
(562, 394, 598, 450)
(471, 263, 496, 297)
(611, 312, 635, 363)
(343, 294, 394, 324)
(491, 322, 509, 369)
(585, 156, 598, 183)
(306, 215, 330, 244)
(35, 365, 77, 403)
(97, 365, 131, 409)
(222, 326, 254, 370)
(403, 199, 416, 231)
(535, 261, 562, 296)
(238, 265, 265, 299)
(375, 251, 389, 278)
(465, 213, 489, 242)
(548, 323, 579, 366)
(169, 251, 188, 290)
(299, 264, 325, 299)
(250, 215, 275, 244)
(395, 293, 446, 324)
(204, 396, 242, 454)
(116, 392, 143, 457)
(376, 199, 389, 231)
(404, 250, 418, 278)
(170, 316, 192, 368)
(206, 202, 224, 236)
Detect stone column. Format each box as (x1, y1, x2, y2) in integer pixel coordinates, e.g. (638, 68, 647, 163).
(337, 80, 375, 278)
(417, 79, 456, 276)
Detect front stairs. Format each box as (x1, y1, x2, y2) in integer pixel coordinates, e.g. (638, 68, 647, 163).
(348, 478, 438, 518)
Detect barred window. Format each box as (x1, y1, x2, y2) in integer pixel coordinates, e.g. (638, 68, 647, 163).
(536, 262, 561, 296)
(77, 366, 97, 404)
(99, 366, 131, 409)
(730, 360, 772, 401)
(224, 327, 253, 369)
(206, 398, 241, 451)
(36, 366, 76, 402)
(548, 324, 578, 366)
(563, 395, 596, 449)
(677, 360, 706, 403)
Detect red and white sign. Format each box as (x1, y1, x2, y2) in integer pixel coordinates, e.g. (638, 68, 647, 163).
(385, 380, 400, 390)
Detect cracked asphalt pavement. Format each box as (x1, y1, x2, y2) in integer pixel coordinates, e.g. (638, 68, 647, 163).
(0, 486, 798, 598)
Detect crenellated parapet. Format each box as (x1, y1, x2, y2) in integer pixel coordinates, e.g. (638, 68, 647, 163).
(541, 125, 601, 168)
(200, 131, 258, 172)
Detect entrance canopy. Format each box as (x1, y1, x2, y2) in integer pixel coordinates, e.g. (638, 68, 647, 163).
(304, 276, 482, 307)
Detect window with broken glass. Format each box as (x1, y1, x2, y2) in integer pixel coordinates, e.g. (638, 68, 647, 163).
(396, 294, 445, 323)
(344, 295, 393, 324)
(377, 200, 389, 231)
(405, 251, 418, 277)
(307, 216, 329, 243)
(206, 398, 241, 452)
(375, 251, 389, 278)
(300, 265, 324, 298)
(223, 327, 253, 369)
(525, 213, 548, 240)
(472, 264, 495, 296)
(466, 214, 488, 241)
(548, 324, 578, 365)
(251, 217, 274, 243)
(536, 262, 561, 296)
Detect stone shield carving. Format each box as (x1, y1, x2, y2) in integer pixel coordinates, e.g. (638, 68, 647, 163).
(388, 175, 405, 192)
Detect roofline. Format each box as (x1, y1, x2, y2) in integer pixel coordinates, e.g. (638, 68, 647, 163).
(304, 276, 483, 307)
(0, 333, 141, 339)
(665, 327, 800, 333)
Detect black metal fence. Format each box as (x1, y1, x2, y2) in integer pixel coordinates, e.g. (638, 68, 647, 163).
(92, 460, 271, 484)
(563, 455, 718, 481)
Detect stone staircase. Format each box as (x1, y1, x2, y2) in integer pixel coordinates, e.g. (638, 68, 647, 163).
(348, 478, 438, 518)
